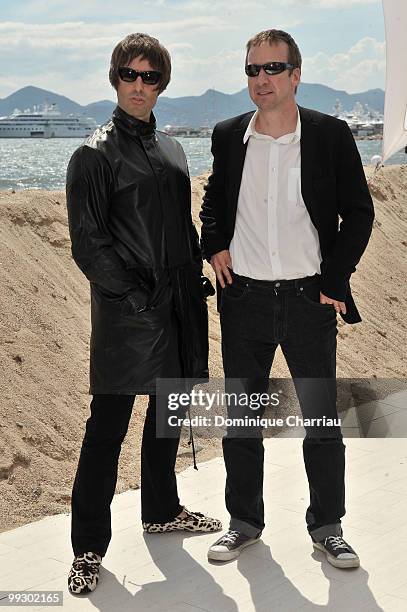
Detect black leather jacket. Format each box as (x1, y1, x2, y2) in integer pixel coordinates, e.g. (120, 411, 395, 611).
(66, 106, 210, 394)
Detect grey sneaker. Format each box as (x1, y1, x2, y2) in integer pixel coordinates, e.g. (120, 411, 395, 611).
(313, 535, 360, 568)
(208, 529, 261, 561)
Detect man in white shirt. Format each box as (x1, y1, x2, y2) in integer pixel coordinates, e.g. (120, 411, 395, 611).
(200, 29, 374, 569)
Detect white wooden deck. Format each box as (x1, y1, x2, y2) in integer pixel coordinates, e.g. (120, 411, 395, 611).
(1, 431, 406, 610)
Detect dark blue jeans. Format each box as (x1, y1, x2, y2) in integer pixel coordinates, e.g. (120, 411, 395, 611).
(220, 272, 345, 542)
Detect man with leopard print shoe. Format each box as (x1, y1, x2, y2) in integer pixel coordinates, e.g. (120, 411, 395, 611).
(66, 33, 221, 596)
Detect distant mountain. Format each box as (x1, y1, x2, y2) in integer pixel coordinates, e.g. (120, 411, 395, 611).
(0, 86, 114, 125)
(0, 84, 385, 129)
(0, 86, 84, 116)
(155, 88, 255, 127)
(295, 83, 384, 115)
(83, 100, 117, 124)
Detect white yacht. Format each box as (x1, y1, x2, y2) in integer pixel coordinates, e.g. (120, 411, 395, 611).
(331, 99, 383, 137)
(162, 124, 212, 137)
(0, 103, 98, 138)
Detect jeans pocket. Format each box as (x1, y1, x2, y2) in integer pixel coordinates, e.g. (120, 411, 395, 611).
(223, 281, 250, 301)
(300, 283, 336, 310)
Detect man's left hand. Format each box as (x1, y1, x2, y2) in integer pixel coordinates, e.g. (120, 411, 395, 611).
(320, 292, 347, 314)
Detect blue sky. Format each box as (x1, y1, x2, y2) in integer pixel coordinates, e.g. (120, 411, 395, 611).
(0, 0, 385, 105)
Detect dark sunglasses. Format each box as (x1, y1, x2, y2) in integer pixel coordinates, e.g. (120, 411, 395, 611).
(118, 67, 162, 85)
(245, 62, 296, 77)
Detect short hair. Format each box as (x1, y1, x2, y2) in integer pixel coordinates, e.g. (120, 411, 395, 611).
(245, 29, 302, 74)
(109, 32, 171, 94)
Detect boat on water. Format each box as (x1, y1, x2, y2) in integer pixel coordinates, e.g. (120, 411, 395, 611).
(0, 103, 98, 138)
(162, 124, 212, 137)
(331, 100, 384, 138)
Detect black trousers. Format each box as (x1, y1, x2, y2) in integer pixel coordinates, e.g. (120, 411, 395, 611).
(220, 272, 346, 542)
(71, 394, 184, 557)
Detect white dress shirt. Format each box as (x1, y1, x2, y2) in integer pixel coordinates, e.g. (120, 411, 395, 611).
(229, 108, 322, 280)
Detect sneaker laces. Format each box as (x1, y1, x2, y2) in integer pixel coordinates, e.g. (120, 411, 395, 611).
(325, 536, 350, 551)
(218, 530, 240, 545)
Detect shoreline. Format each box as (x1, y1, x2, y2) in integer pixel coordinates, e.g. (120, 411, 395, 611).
(1, 156, 405, 195)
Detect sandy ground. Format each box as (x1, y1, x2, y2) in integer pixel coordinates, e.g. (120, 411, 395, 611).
(0, 165, 406, 533)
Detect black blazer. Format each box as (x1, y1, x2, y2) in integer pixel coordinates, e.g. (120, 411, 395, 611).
(199, 105, 374, 324)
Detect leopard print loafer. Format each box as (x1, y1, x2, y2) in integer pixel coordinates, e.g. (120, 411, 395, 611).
(143, 507, 222, 533)
(68, 551, 102, 595)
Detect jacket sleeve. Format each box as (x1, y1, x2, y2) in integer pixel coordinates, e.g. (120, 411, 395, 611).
(199, 124, 230, 261)
(179, 143, 215, 298)
(66, 145, 147, 303)
(180, 147, 204, 274)
(320, 120, 375, 302)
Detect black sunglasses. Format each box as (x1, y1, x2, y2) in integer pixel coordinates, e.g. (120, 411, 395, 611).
(245, 62, 296, 77)
(118, 67, 162, 85)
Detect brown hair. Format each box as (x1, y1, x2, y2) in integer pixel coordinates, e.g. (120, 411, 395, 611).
(246, 29, 302, 74)
(109, 33, 171, 94)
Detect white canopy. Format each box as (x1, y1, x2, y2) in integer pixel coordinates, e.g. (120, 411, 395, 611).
(382, 0, 407, 162)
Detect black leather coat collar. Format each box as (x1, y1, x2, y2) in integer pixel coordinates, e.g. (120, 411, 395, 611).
(112, 105, 156, 137)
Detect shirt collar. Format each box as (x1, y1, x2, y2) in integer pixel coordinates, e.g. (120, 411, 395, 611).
(243, 107, 301, 145)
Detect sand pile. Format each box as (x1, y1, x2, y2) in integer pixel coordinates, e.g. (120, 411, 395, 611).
(0, 166, 406, 533)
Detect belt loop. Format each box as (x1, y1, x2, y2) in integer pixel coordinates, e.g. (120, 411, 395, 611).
(295, 278, 302, 296)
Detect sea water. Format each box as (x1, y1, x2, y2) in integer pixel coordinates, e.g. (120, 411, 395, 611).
(0, 136, 405, 191)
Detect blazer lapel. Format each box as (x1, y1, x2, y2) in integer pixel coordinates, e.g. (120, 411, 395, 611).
(228, 112, 253, 226)
(299, 105, 319, 226)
